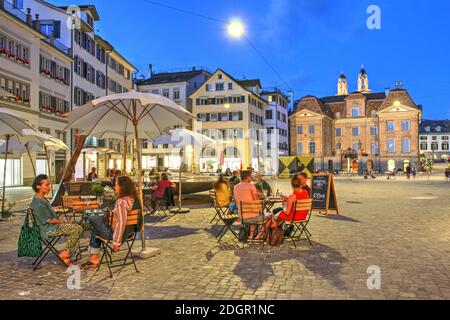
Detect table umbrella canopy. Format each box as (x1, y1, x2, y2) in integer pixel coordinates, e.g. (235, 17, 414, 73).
(0, 139, 29, 156)
(63, 92, 193, 136)
(0, 108, 36, 136)
(153, 128, 216, 212)
(62, 91, 196, 252)
(153, 128, 216, 148)
(0, 108, 49, 213)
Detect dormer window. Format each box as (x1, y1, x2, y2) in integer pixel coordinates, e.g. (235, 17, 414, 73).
(436, 126, 441, 132)
(425, 126, 431, 133)
(352, 107, 359, 118)
(86, 14, 94, 28)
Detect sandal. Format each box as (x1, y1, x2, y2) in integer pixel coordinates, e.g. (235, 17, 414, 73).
(58, 252, 73, 267)
(81, 260, 99, 270)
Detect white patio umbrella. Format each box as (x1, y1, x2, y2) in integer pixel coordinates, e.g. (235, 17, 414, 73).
(90, 129, 155, 173)
(153, 128, 216, 213)
(63, 91, 196, 251)
(0, 108, 41, 213)
(21, 129, 68, 195)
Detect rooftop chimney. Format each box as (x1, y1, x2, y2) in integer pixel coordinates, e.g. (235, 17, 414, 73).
(32, 14, 40, 31)
(26, 8, 32, 25)
(148, 64, 153, 78)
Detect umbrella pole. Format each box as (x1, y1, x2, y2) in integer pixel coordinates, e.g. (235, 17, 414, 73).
(132, 111, 145, 252)
(1, 135, 10, 214)
(25, 143, 36, 178)
(44, 145, 53, 197)
(179, 149, 182, 208)
(123, 136, 127, 173)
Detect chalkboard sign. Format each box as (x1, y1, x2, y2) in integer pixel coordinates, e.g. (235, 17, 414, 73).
(311, 174, 339, 215)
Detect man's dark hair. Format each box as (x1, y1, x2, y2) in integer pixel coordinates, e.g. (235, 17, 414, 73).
(298, 172, 308, 180)
(241, 170, 252, 181)
(32, 174, 49, 192)
(291, 178, 302, 189)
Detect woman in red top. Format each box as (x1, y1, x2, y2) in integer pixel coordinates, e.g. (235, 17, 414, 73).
(267, 178, 311, 229)
(150, 172, 176, 208)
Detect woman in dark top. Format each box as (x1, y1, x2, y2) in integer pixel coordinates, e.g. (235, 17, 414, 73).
(29, 175, 89, 267)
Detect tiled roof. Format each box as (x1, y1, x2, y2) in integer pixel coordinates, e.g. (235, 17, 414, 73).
(136, 70, 209, 86)
(420, 120, 450, 133)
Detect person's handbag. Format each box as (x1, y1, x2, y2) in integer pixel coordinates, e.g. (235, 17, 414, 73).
(268, 225, 285, 246)
(17, 210, 42, 257)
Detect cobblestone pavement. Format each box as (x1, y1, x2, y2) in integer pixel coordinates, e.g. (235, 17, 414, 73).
(0, 179, 449, 300)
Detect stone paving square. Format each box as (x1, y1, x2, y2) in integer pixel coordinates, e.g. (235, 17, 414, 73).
(0, 178, 449, 300)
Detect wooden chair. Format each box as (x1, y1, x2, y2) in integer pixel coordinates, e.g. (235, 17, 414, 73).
(283, 199, 313, 247)
(62, 195, 99, 222)
(96, 209, 141, 278)
(209, 190, 238, 242)
(239, 200, 267, 249)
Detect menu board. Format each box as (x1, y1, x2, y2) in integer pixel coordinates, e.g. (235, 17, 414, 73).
(311, 174, 339, 214)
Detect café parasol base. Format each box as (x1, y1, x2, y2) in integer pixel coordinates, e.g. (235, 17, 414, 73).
(170, 207, 190, 214)
(133, 246, 161, 259)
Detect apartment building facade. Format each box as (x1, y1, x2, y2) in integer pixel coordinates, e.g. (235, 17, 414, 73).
(20, 0, 137, 179)
(419, 120, 450, 161)
(290, 67, 422, 173)
(0, 0, 72, 186)
(135, 68, 211, 171)
(191, 69, 269, 173)
(0, 0, 137, 185)
(261, 88, 290, 158)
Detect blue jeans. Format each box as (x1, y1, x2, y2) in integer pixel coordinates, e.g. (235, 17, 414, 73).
(88, 216, 113, 252)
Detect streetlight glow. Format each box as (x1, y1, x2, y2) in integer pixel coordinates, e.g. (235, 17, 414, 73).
(228, 20, 245, 38)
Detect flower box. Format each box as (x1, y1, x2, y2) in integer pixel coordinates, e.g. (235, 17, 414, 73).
(0, 48, 7, 56)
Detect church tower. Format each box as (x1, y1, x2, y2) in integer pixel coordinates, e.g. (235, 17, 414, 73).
(337, 72, 349, 96)
(358, 65, 371, 93)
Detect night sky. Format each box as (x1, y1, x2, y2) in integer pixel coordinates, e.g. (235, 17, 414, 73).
(54, 0, 450, 119)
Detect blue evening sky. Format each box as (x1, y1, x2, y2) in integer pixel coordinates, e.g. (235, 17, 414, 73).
(54, 0, 450, 119)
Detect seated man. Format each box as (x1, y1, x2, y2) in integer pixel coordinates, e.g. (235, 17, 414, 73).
(29, 174, 89, 267)
(233, 170, 268, 240)
(150, 172, 176, 208)
(255, 174, 273, 197)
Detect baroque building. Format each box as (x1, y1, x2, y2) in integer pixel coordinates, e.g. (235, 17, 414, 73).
(290, 66, 422, 173)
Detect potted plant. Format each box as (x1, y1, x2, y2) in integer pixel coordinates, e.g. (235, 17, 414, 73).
(92, 183, 105, 198)
(1, 201, 16, 220)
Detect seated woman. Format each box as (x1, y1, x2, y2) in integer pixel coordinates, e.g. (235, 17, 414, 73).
(150, 172, 176, 208)
(213, 174, 231, 208)
(82, 176, 141, 269)
(266, 178, 310, 230)
(29, 174, 88, 267)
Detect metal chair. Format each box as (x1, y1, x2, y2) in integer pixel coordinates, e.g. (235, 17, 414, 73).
(96, 209, 141, 278)
(283, 199, 313, 247)
(209, 190, 239, 242)
(27, 208, 67, 271)
(239, 200, 268, 249)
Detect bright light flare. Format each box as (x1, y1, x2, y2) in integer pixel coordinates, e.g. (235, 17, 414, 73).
(228, 20, 245, 38)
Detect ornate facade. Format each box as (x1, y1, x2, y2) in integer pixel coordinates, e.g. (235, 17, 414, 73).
(290, 67, 422, 173)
